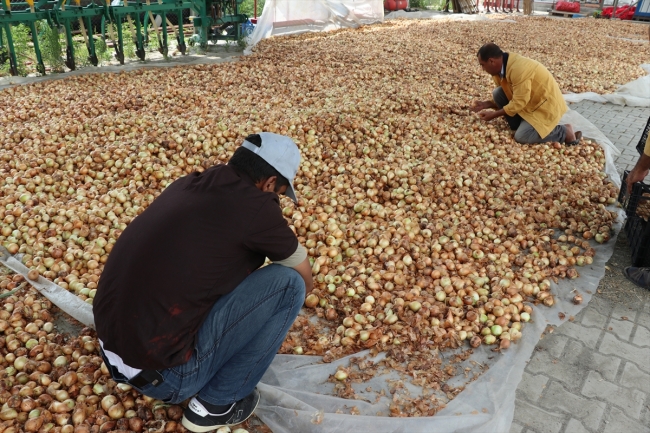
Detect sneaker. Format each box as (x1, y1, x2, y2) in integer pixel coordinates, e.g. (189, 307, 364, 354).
(623, 267, 650, 289)
(181, 389, 260, 433)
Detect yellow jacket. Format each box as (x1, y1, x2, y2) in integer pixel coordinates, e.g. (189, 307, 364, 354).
(492, 53, 567, 139)
(645, 134, 650, 157)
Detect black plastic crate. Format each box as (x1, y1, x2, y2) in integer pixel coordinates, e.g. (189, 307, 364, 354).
(618, 171, 650, 219)
(636, 115, 650, 155)
(624, 214, 650, 268)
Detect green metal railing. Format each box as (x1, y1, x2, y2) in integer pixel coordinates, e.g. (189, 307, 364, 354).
(0, 0, 247, 75)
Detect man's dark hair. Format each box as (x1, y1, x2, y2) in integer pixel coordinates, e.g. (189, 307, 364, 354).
(477, 43, 503, 61)
(228, 134, 290, 192)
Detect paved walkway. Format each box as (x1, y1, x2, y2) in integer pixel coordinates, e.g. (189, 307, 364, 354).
(512, 102, 650, 433)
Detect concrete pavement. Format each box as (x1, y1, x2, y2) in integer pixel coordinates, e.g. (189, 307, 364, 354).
(511, 101, 650, 433)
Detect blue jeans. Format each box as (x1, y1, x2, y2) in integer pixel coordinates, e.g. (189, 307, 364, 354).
(127, 264, 305, 406)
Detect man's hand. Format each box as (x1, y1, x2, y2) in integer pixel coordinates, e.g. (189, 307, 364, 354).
(470, 100, 493, 113)
(627, 166, 650, 195)
(627, 153, 650, 195)
(478, 110, 499, 122)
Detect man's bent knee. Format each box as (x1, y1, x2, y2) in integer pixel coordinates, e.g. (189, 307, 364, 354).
(514, 128, 541, 144)
(267, 264, 306, 299)
(492, 87, 507, 108)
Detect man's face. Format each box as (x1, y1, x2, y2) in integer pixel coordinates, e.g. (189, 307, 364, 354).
(259, 176, 289, 197)
(275, 184, 289, 196)
(478, 56, 500, 76)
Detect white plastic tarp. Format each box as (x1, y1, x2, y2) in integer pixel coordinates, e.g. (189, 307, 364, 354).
(254, 109, 624, 433)
(244, 0, 384, 54)
(0, 18, 642, 431)
(0, 109, 624, 433)
(563, 64, 650, 107)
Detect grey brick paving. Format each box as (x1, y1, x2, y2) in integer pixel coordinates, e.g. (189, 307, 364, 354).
(620, 362, 650, 392)
(540, 381, 606, 430)
(579, 307, 608, 329)
(537, 333, 569, 358)
(633, 323, 650, 347)
(612, 303, 637, 320)
(526, 348, 585, 389)
(513, 400, 565, 433)
(517, 372, 549, 403)
(602, 407, 649, 433)
(564, 418, 591, 433)
(599, 333, 650, 373)
(514, 101, 650, 433)
(564, 342, 620, 382)
(556, 320, 601, 348)
(568, 100, 650, 180)
(582, 370, 645, 419)
(639, 311, 650, 329)
(510, 422, 525, 433)
(607, 317, 634, 341)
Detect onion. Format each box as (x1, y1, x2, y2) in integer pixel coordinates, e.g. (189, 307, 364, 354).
(100, 395, 117, 412)
(304, 294, 319, 309)
(334, 370, 348, 381)
(108, 403, 125, 420)
(128, 416, 144, 432)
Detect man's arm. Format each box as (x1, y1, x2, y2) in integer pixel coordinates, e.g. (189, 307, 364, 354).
(502, 77, 532, 118)
(272, 244, 314, 294)
(470, 99, 499, 113)
(627, 136, 650, 194)
(291, 256, 314, 294)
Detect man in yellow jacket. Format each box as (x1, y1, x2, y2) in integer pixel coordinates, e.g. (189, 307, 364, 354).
(471, 43, 581, 145)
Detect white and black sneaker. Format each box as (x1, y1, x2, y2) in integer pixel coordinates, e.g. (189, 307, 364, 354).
(181, 389, 260, 433)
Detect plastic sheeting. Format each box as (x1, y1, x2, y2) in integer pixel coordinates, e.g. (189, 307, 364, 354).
(0, 246, 95, 327)
(253, 110, 624, 433)
(384, 9, 490, 20)
(563, 64, 650, 107)
(244, 0, 384, 54)
(0, 15, 639, 431)
(0, 110, 623, 433)
(562, 110, 622, 188)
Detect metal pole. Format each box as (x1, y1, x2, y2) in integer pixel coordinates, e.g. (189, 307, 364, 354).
(176, 11, 186, 54)
(3, 23, 19, 75)
(27, 21, 45, 75)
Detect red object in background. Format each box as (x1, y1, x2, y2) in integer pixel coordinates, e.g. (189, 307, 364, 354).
(385, 0, 397, 9)
(601, 5, 636, 19)
(555, 1, 580, 12)
(385, 0, 408, 10)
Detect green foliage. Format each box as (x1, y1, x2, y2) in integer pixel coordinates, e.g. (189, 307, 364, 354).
(0, 59, 10, 77)
(0, 24, 32, 76)
(106, 22, 137, 60)
(238, 0, 265, 17)
(94, 37, 113, 65)
(37, 21, 65, 73)
(147, 29, 160, 52)
(409, 0, 446, 10)
(121, 21, 137, 60)
(73, 40, 92, 68)
(236, 34, 248, 51)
